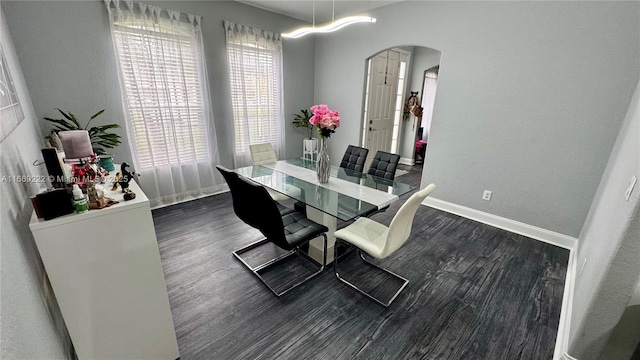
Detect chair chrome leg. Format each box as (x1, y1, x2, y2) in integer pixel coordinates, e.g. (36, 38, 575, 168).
(233, 234, 328, 297)
(263, 234, 327, 297)
(232, 238, 296, 272)
(333, 239, 409, 308)
(333, 241, 356, 263)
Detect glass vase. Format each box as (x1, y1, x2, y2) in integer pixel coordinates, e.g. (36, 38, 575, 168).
(316, 137, 330, 183)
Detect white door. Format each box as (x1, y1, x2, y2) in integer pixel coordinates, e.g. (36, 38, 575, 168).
(364, 50, 400, 169)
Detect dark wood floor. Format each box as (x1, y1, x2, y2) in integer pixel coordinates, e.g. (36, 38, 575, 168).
(153, 164, 569, 360)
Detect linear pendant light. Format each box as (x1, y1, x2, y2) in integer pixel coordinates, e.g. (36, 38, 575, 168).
(282, 1, 376, 39)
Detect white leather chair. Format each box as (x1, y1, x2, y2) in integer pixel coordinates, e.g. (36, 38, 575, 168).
(249, 143, 301, 201)
(333, 183, 436, 307)
(249, 143, 278, 165)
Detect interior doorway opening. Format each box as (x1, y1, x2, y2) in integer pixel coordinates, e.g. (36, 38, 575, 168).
(415, 65, 439, 164)
(361, 45, 441, 168)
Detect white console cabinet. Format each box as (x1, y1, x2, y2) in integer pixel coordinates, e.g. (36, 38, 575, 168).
(29, 179, 179, 360)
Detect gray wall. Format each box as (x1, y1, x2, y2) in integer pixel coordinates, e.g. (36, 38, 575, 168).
(3, 0, 640, 357)
(568, 81, 640, 359)
(0, 7, 72, 359)
(1, 0, 314, 356)
(312, 1, 640, 237)
(3, 0, 315, 170)
(400, 46, 441, 161)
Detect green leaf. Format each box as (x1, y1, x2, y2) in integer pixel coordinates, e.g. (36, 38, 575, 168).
(94, 135, 120, 141)
(292, 109, 312, 128)
(44, 118, 77, 130)
(85, 109, 106, 129)
(68, 112, 81, 128)
(56, 109, 73, 121)
(97, 134, 117, 139)
(52, 126, 68, 133)
(90, 109, 105, 120)
(56, 109, 80, 128)
(95, 141, 119, 148)
(95, 133, 120, 139)
(89, 124, 120, 134)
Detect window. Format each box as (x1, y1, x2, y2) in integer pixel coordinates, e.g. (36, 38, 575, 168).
(225, 21, 284, 167)
(112, 16, 209, 169)
(106, 2, 222, 207)
(362, 58, 372, 146)
(391, 61, 407, 154)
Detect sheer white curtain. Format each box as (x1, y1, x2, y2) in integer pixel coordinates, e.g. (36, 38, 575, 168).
(224, 21, 285, 168)
(421, 68, 439, 141)
(105, 0, 223, 208)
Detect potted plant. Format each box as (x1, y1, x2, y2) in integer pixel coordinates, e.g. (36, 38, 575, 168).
(44, 108, 121, 155)
(292, 109, 317, 160)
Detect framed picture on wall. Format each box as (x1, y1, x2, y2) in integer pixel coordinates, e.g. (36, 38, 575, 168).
(0, 45, 24, 142)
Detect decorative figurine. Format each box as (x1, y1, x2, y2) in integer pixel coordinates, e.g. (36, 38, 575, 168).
(118, 162, 137, 191)
(110, 162, 138, 201)
(123, 189, 136, 201)
(86, 183, 104, 209)
(111, 171, 122, 191)
(87, 183, 118, 209)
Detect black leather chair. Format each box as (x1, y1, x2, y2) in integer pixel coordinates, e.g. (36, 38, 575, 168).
(217, 166, 328, 297)
(340, 145, 369, 173)
(367, 151, 401, 180)
(361, 151, 401, 217)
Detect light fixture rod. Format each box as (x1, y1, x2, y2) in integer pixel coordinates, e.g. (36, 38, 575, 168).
(332, 0, 335, 22)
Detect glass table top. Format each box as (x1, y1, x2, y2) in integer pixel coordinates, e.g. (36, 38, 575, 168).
(233, 158, 415, 222)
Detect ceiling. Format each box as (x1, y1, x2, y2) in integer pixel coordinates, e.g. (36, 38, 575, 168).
(235, 0, 403, 24)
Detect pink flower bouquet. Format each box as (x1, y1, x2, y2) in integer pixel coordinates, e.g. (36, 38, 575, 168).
(309, 104, 341, 139)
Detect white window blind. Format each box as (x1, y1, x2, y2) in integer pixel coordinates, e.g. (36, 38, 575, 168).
(112, 19, 209, 169)
(224, 21, 284, 168)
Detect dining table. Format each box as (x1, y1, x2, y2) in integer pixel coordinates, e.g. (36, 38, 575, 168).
(233, 158, 415, 263)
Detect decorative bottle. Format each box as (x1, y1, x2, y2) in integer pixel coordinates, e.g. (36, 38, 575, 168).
(72, 184, 88, 214)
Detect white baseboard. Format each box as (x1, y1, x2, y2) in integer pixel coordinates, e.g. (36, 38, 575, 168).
(150, 185, 230, 210)
(421, 197, 578, 360)
(554, 249, 577, 360)
(561, 352, 578, 360)
(421, 197, 577, 250)
(399, 157, 415, 166)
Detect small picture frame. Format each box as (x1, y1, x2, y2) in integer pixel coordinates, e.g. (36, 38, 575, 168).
(59, 130, 94, 159)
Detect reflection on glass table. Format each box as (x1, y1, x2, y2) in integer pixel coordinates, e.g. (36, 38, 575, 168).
(234, 158, 415, 222)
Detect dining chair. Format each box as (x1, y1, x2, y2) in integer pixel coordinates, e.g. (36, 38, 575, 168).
(361, 151, 402, 217)
(249, 143, 278, 165)
(333, 183, 436, 307)
(249, 143, 301, 202)
(367, 151, 401, 181)
(217, 166, 328, 297)
(340, 145, 369, 173)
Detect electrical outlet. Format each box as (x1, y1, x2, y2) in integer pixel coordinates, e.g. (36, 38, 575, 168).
(580, 258, 587, 275)
(482, 190, 492, 201)
(625, 175, 637, 201)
